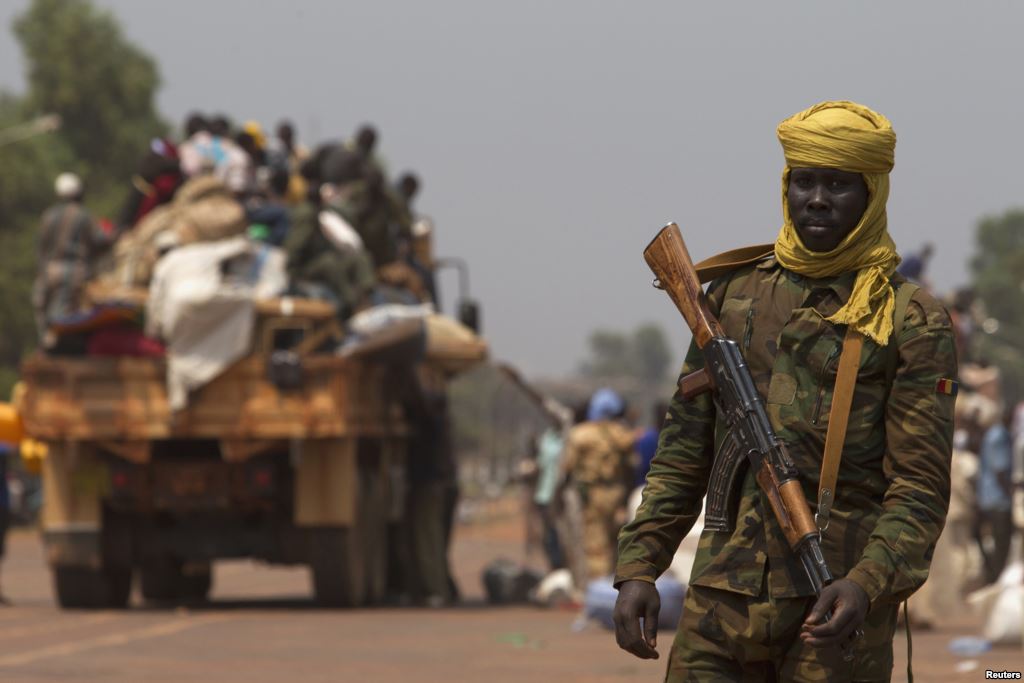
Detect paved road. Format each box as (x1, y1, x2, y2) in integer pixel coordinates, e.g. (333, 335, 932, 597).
(0, 503, 1020, 682)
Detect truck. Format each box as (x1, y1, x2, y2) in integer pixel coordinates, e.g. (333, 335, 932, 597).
(16, 292, 486, 609)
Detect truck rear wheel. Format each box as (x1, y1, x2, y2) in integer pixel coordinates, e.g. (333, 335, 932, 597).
(53, 566, 132, 609)
(141, 560, 212, 603)
(179, 562, 213, 601)
(310, 528, 366, 607)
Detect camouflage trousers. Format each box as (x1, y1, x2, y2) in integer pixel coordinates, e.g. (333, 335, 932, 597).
(580, 483, 626, 580)
(665, 584, 899, 683)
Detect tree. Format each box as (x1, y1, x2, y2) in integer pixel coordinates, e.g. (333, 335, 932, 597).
(0, 94, 73, 393)
(580, 323, 674, 386)
(632, 323, 672, 384)
(970, 209, 1024, 403)
(0, 0, 165, 396)
(582, 330, 632, 378)
(13, 0, 165, 216)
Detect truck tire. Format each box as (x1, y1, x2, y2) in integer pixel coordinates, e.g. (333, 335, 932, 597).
(141, 560, 212, 603)
(140, 560, 178, 602)
(310, 528, 365, 607)
(54, 566, 132, 609)
(179, 562, 213, 602)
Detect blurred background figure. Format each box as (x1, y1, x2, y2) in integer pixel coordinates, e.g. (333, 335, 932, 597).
(1012, 401, 1024, 537)
(633, 401, 667, 489)
(116, 137, 182, 231)
(897, 242, 934, 286)
(561, 388, 634, 580)
(177, 112, 212, 177)
(267, 119, 309, 204)
(245, 166, 292, 246)
(976, 400, 1014, 584)
(32, 172, 116, 345)
(531, 422, 567, 572)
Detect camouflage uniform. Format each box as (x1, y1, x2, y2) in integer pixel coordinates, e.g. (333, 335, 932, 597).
(615, 257, 957, 682)
(334, 181, 404, 270)
(564, 420, 635, 579)
(32, 200, 114, 338)
(283, 200, 376, 317)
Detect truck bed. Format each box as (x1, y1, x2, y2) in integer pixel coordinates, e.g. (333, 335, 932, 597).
(19, 353, 406, 444)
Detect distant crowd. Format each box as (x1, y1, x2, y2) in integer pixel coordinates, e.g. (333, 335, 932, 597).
(906, 248, 1024, 630)
(34, 113, 436, 346)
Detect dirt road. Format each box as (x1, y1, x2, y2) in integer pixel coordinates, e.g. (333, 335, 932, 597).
(0, 499, 1019, 682)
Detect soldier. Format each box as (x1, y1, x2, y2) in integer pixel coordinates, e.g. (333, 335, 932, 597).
(563, 388, 636, 580)
(283, 154, 376, 318)
(614, 101, 957, 681)
(32, 173, 118, 344)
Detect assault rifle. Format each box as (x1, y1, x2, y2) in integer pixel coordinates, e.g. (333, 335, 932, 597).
(643, 223, 834, 596)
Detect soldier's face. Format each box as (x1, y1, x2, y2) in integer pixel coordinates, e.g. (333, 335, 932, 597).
(787, 167, 869, 252)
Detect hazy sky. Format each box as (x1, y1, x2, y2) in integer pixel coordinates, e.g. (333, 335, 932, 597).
(2, 1, 1021, 377)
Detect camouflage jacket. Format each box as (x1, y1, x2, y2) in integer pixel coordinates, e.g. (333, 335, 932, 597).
(563, 420, 636, 488)
(615, 257, 957, 604)
(33, 201, 113, 325)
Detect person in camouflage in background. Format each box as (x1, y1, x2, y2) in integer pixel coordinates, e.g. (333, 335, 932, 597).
(33, 173, 119, 344)
(562, 388, 636, 580)
(613, 101, 958, 682)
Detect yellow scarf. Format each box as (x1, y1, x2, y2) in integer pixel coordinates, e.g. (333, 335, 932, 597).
(774, 101, 901, 346)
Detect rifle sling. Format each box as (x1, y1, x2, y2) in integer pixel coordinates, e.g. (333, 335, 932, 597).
(816, 281, 918, 533)
(815, 327, 863, 533)
(694, 243, 775, 285)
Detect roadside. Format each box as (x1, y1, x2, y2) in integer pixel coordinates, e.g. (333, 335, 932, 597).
(0, 496, 1019, 682)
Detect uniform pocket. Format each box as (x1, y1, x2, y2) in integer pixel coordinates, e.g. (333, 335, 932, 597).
(719, 297, 755, 348)
(811, 345, 841, 425)
(769, 308, 843, 435)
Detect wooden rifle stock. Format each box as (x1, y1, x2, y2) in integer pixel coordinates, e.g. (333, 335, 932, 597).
(643, 223, 724, 349)
(645, 223, 720, 399)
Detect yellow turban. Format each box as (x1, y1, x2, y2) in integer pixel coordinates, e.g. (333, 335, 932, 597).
(774, 100, 901, 346)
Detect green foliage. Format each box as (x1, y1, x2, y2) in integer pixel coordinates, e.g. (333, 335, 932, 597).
(0, 0, 165, 397)
(580, 323, 673, 385)
(13, 0, 165, 217)
(448, 364, 551, 492)
(970, 209, 1024, 403)
(0, 94, 73, 227)
(0, 95, 74, 396)
(632, 323, 673, 384)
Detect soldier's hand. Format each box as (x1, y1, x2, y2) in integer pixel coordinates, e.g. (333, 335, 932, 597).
(613, 580, 660, 660)
(800, 579, 869, 649)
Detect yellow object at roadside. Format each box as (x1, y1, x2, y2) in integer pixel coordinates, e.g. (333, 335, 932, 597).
(0, 401, 23, 445)
(20, 438, 47, 475)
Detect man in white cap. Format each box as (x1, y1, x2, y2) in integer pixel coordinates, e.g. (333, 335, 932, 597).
(32, 173, 116, 344)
